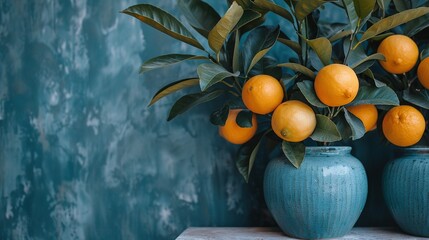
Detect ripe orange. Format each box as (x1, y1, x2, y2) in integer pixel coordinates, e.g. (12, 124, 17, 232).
(242, 74, 284, 114)
(219, 109, 257, 144)
(418, 57, 429, 89)
(346, 104, 378, 132)
(314, 64, 359, 107)
(382, 105, 426, 147)
(377, 35, 419, 74)
(271, 100, 316, 142)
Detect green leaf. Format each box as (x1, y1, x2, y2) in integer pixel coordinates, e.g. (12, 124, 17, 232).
(403, 13, 429, 36)
(310, 114, 342, 142)
(122, 4, 204, 50)
(393, 0, 411, 12)
(344, 109, 366, 140)
(167, 90, 224, 121)
(306, 37, 332, 66)
(277, 63, 316, 79)
(363, 69, 387, 87)
(357, 7, 429, 46)
(328, 29, 353, 42)
(297, 81, 327, 108)
(149, 78, 199, 106)
(342, 0, 359, 31)
(242, 25, 280, 75)
(210, 105, 229, 126)
(353, 0, 376, 19)
(377, 0, 392, 16)
(236, 110, 253, 127)
(197, 63, 240, 91)
(278, 37, 302, 54)
(178, 0, 221, 38)
(233, 10, 263, 31)
(403, 89, 429, 110)
(351, 53, 385, 73)
(236, 131, 267, 182)
(295, 0, 328, 22)
(252, 0, 294, 22)
(208, 1, 244, 54)
(282, 141, 305, 168)
(140, 54, 207, 73)
(349, 86, 399, 106)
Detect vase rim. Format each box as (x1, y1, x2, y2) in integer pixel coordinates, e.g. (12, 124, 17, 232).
(402, 147, 429, 154)
(305, 146, 351, 155)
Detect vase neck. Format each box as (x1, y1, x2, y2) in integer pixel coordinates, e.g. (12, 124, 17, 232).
(305, 146, 351, 157)
(402, 147, 429, 156)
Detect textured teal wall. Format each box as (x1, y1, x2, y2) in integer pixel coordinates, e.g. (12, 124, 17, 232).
(0, 1, 393, 240)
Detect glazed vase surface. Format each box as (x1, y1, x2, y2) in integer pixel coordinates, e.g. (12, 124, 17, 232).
(263, 146, 368, 239)
(383, 147, 429, 237)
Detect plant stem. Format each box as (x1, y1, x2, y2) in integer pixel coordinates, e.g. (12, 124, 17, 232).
(344, 18, 361, 64)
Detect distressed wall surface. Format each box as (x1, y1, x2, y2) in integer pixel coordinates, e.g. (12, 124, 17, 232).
(0, 1, 393, 240)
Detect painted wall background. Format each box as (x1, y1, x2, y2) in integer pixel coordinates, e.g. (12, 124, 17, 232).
(0, 1, 394, 240)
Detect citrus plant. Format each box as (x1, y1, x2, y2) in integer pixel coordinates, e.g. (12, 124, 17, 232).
(122, 0, 429, 181)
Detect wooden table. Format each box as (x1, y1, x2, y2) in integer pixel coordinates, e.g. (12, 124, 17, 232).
(176, 227, 429, 239)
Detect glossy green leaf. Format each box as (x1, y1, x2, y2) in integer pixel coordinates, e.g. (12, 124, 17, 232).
(233, 10, 263, 31)
(363, 69, 387, 87)
(140, 54, 207, 73)
(167, 90, 224, 120)
(349, 86, 399, 106)
(295, 0, 328, 22)
(306, 37, 332, 65)
(178, 0, 221, 38)
(122, 4, 203, 50)
(328, 29, 353, 42)
(242, 25, 280, 75)
(351, 53, 385, 73)
(353, 0, 376, 18)
(377, 0, 392, 15)
(278, 37, 302, 54)
(282, 141, 305, 168)
(344, 109, 366, 140)
(252, 0, 294, 22)
(277, 63, 316, 79)
(236, 110, 253, 127)
(297, 81, 327, 108)
(236, 131, 267, 182)
(310, 114, 342, 142)
(342, 0, 359, 30)
(197, 63, 240, 91)
(208, 1, 244, 54)
(357, 7, 429, 46)
(403, 89, 429, 110)
(210, 105, 229, 126)
(393, 0, 411, 12)
(403, 14, 429, 36)
(149, 78, 199, 106)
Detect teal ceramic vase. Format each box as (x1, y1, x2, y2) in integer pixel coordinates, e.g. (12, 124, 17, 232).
(382, 147, 429, 237)
(263, 146, 368, 239)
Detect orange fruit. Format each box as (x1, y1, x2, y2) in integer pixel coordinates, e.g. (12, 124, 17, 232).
(377, 35, 419, 74)
(271, 100, 316, 142)
(418, 57, 429, 89)
(382, 105, 426, 147)
(219, 109, 257, 144)
(242, 74, 284, 114)
(314, 64, 359, 107)
(346, 104, 378, 132)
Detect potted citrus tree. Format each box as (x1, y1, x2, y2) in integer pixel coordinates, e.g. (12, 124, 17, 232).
(122, 0, 429, 238)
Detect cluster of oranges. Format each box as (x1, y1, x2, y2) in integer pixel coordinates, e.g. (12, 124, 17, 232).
(220, 34, 429, 147)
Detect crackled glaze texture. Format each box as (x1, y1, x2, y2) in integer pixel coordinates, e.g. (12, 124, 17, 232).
(383, 148, 429, 237)
(264, 147, 368, 239)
